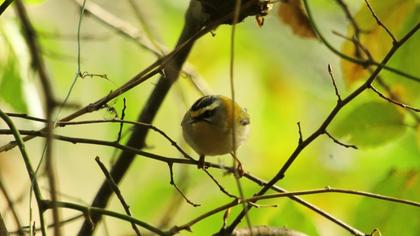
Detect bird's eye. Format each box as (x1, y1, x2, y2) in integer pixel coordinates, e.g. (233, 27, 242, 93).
(201, 109, 215, 119)
(192, 109, 216, 123)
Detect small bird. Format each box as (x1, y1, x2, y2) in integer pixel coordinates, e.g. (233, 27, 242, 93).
(181, 95, 250, 170)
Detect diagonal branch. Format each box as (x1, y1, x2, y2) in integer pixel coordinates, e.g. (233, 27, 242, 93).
(363, 0, 397, 43)
(222, 8, 420, 233)
(0, 0, 14, 15)
(95, 157, 141, 236)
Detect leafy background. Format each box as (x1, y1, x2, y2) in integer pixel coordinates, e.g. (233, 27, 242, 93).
(0, 0, 419, 235)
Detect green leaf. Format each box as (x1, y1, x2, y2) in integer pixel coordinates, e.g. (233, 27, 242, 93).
(332, 101, 406, 148)
(0, 57, 28, 112)
(23, 0, 46, 4)
(269, 201, 319, 236)
(352, 170, 420, 235)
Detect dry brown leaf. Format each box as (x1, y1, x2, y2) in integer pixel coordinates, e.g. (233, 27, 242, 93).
(277, 0, 316, 39)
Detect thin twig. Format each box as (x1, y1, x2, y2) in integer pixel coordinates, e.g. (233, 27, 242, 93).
(0, 123, 412, 235)
(370, 85, 420, 112)
(95, 157, 141, 235)
(157, 166, 190, 229)
(116, 98, 127, 143)
(171, 186, 420, 235)
(14, 1, 60, 234)
(297, 122, 303, 145)
(232, 226, 307, 236)
(168, 163, 200, 207)
(26, 115, 193, 161)
(332, 30, 373, 60)
(5, 114, 196, 161)
(303, 0, 420, 83)
(127, 0, 164, 54)
(0, 177, 25, 236)
(71, 0, 210, 96)
(13, 0, 55, 104)
(202, 168, 237, 199)
(0, 21, 212, 154)
(229, 0, 253, 233)
(324, 131, 358, 149)
(241, 172, 361, 236)
(334, 0, 366, 59)
(327, 64, 342, 103)
(332, 27, 420, 122)
(41, 200, 165, 235)
(363, 0, 397, 43)
(0, 129, 196, 166)
(0, 109, 46, 236)
(10, 215, 84, 235)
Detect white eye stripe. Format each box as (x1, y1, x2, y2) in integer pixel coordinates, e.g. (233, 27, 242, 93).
(190, 99, 221, 118)
(191, 95, 216, 111)
(202, 100, 220, 111)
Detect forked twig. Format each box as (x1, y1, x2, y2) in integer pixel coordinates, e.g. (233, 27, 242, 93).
(168, 163, 200, 207)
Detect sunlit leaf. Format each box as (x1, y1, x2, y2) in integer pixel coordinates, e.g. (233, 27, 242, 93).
(0, 22, 28, 112)
(0, 58, 28, 112)
(277, 0, 316, 39)
(23, 0, 46, 4)
(332, 101, 406, 148)
(340, 0, 416, 86)
(269, 202, 319, 236)
(416, 125, 420, 151)
(352, 170, 420, 235)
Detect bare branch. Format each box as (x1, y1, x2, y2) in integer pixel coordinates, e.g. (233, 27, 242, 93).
(41, 200, 165, 235)
(202, 168, 237, 199)
(95, 157, 141, 235)
(116, 98, 127, 143)
(173, 186, 420, 235)
(370, 85, 420, 112)
(327, 64, 342, 103)
(224, 5, 420, 232)
(296, 122, 303, 145)
(325, 131, 357, 149)
(0, 0, 14, 16)
(363, 0, 397, 43)
(168, 163, 200, 207)
(303, 0, 420, 83)
(14, 1, 60, 233)
(0, 109, 46, 236)
(233, 226, 308, 236)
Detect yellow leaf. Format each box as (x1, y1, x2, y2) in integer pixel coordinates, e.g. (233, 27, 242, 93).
(340, 0, 415, 86)
(277, 0, 316, 39)
(341, 40, 369, 86)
